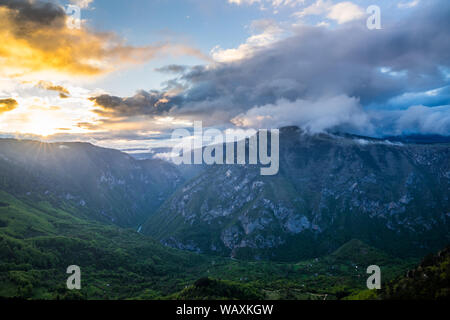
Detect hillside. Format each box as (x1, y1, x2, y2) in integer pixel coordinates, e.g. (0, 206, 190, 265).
(143, 127, 450, 261)
(0, 190, 213, 299)
(165, 239, 418, 300)
(381, 246, 450, 300)
(0, 139, 183, 227)
(0, 189, 417, 299)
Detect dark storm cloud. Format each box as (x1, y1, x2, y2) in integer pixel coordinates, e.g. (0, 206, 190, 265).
(0, 0, 66, 29)
(90, 0, 450, 135)
(90, 90, 174, 117)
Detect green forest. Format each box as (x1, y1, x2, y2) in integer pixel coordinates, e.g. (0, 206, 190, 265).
(1, 190, 447, 300)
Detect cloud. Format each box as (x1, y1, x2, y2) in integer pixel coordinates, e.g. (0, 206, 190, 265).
(89, 90, 173, 117)
(370, 105, 450, 136)
(231, 95, 371, 133)
(228, 0, 305, 7)
(69, 0, 93, 9)
(384, 86, 450, 110)
(0, 98, 18, 114)
(231, 95, 450, 136)
(398, 0, 420, 9)
(90, 0, 450, 136)
(0, 0, 208, 80)
(394, 105, 450, 135)
(35, 81, 70, 97)
(155, 65, 189, 74)
(294, 0, 331, 17)
(326, 2, 365, 24)
(228, 0, 261, 4)
(211, 19, 284, 62)
(294, 1, 365, 24)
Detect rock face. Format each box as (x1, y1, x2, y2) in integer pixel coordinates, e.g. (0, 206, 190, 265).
(143, 127, 450, 261)
(0, 139, 183, 227)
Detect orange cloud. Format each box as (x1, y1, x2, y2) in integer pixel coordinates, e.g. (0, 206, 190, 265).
(36, 81, 70, 96)
(0, 1, 209, 79)
(0, 98, 18, 114)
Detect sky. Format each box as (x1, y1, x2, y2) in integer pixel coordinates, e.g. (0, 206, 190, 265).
(0, 0, 449, 154)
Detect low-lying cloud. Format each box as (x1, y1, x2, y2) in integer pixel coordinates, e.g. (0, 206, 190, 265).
(370, 105, 450, 136)
(231, 95, 372, 133)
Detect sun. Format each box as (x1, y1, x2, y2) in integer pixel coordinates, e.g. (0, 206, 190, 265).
(24, 111, 64, 137)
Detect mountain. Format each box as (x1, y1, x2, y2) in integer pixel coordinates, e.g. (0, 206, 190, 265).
(143, 127, 450, 261)
(0, 139, 183, 227)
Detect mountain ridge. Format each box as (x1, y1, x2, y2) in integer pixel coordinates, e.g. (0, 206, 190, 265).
(142, 127, 450, 261)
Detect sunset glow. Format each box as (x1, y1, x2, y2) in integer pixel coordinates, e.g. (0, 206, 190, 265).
(0, 0, 448, 150)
